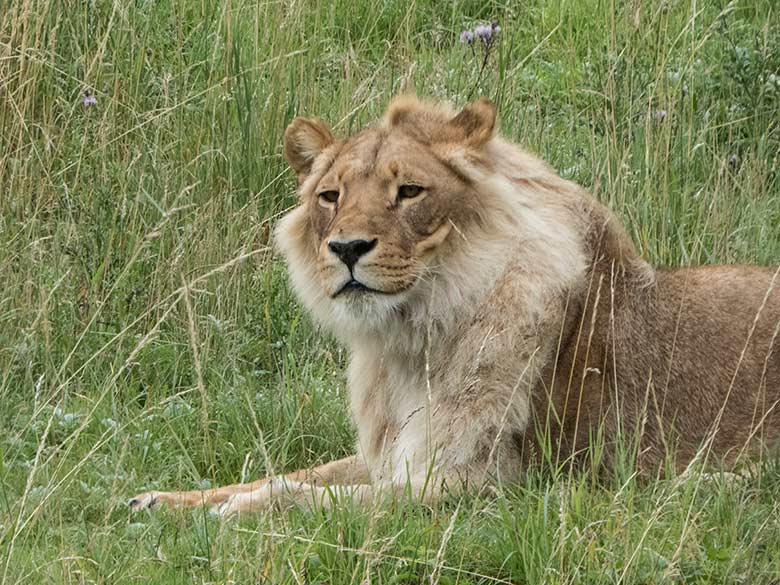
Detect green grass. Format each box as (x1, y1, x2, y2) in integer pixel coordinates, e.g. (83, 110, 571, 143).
(1, 0, 780, 582)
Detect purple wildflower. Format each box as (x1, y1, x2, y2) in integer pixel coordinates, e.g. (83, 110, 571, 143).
(82, 90, 97, 107)
(654, 110, 667, 122)
(459, 19, 501, 100)
(474, 24, 493, 42)
(471, 21, 500, 46)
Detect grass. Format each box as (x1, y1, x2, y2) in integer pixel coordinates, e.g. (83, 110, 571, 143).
(1, 0, 779, 582)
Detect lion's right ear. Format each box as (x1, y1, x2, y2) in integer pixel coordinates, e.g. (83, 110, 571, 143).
(283, 117, 335, 181)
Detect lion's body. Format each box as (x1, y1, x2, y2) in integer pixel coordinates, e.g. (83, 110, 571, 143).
(538, 263, 780, 473)
(130, 96, 780, 516)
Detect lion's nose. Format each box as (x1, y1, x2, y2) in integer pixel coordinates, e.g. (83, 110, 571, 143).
(328, 238, 377, 270)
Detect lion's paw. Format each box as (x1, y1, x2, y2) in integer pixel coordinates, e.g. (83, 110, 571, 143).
(211, 493, 244, 519)
(128, 491, 163, 512)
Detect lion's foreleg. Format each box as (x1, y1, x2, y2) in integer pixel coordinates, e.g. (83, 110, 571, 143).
(214, 471, 457, 517)
(128, 454, 368, 512)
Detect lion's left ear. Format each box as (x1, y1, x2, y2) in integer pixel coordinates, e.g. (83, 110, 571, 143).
(284, 117, 335, 182)
(449, 98, 496, 147)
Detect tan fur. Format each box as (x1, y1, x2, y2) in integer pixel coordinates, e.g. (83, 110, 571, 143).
(130, 96, 780, 516)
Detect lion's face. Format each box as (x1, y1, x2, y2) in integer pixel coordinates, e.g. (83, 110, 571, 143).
(277, 97, 498, 328)
(308, 130, 473, 299)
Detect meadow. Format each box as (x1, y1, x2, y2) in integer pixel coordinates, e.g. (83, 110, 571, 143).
(1, 0, 780, 582)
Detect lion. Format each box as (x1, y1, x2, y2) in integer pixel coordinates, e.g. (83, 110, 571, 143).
(130, 96, 780, 516)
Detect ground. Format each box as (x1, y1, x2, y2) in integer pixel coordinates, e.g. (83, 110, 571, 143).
(1, 0, 780, 583)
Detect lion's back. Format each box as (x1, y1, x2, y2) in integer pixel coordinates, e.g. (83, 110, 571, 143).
(536, 263, 780, 471)
(623, 265, 780, 466)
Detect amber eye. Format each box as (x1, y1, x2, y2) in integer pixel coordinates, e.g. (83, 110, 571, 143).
(398, 184, 424, 200)
(318, 190, 339, 204)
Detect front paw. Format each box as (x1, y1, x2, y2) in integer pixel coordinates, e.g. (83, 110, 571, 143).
(212, 494, 237, 519)
(128, 491, 163, 512)
(212, 493, 248, 519)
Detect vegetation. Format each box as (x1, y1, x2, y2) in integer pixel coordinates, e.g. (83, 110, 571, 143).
(1, 0, 779, 582)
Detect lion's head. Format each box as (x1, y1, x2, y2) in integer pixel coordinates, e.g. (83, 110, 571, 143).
(275, 96, 589, 344)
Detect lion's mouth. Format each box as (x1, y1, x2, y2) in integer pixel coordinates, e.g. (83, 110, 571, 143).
(334, 279, 385, 297)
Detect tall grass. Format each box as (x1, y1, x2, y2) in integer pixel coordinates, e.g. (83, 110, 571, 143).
(1, 0, 779, 582)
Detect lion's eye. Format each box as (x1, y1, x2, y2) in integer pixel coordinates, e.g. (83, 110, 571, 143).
(318, 190, 339, 204)
(398, 184, 424, 200)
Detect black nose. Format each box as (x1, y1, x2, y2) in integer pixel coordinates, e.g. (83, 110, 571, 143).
(328, 238, 377, 269)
